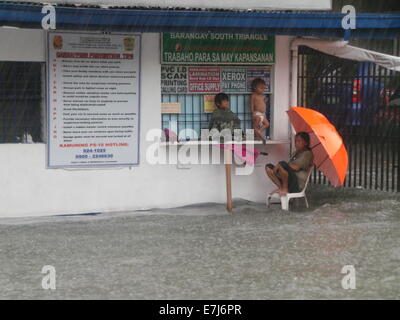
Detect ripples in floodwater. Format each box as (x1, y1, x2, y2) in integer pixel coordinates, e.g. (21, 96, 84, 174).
(0, 185, 399, 299)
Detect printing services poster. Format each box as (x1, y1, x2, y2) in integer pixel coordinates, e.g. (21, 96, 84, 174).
(161, 65, 272, 94)
(47, 32, 141, 167)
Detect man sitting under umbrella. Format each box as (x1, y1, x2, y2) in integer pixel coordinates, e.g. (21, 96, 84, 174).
(265, 132, 314, 196)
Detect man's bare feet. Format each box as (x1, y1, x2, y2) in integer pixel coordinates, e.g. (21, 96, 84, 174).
(278, 188, 288, 196)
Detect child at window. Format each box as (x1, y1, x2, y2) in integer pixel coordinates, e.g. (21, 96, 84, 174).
(250, 78, 270, 143)
(208, 93, 241, 133)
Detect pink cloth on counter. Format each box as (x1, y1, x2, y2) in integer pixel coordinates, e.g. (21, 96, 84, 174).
(218, 144, 260, 165)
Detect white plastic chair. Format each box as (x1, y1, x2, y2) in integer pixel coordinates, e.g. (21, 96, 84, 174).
(266, 166, 314, 211)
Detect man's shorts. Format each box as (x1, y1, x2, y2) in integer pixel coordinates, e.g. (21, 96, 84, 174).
(266, 161, 300, 193)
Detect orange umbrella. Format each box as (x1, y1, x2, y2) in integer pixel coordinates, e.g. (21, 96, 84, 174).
(287, 106, 348, 187)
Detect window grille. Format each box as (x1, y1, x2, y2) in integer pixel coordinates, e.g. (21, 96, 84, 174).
(0, 62, 43, 143)
(161, 93, 271, 140)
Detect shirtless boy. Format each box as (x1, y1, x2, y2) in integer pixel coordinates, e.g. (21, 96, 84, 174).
(250, 78, 270, 142)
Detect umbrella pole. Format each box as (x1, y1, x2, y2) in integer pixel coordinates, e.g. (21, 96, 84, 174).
(225, 148, 233, 212)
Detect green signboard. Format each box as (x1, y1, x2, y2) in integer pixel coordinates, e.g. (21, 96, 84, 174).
(161, 33, 275, 64)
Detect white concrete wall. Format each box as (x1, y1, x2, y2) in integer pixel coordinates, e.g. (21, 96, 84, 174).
(9, 0, 332, 11)
(271, 36, 293, 141)
(0, 29, 293, 218)
(0, 28, 45, 62)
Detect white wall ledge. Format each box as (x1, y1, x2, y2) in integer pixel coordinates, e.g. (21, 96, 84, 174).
(159, 140, 290, 146)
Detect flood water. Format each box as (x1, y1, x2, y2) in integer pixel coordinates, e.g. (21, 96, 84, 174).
(0, 185, 399, 299)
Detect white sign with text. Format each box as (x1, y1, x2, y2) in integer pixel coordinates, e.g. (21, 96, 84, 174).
(47, 32, 141, 167)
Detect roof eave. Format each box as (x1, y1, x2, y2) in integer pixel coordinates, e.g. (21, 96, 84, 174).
(1, 3, 399, 39)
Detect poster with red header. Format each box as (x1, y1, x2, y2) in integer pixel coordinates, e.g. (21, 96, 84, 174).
(188, 66, 221, 93)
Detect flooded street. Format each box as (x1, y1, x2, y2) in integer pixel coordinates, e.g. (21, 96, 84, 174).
(0, 185, 400, 299)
